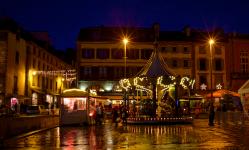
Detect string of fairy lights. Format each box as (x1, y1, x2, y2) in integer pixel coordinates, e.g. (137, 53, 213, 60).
(33, 69, 76, 81)
(120, 76, 195, 94)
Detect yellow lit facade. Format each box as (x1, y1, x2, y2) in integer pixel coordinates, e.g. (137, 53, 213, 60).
(0, 18, 73, 107)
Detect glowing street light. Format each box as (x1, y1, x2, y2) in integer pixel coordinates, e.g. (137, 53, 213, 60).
(123, 38, 129, 78)
(208, 38, 215, 126)
(32, 71, 37, 76)
(209, 39, 215, 45)
(122, 37, 129, 112)
(209, 38, 215, 101)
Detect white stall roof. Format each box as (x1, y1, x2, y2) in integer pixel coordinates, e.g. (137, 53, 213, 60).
(62, 88, 88, 97)
(238, 80, 249, 94)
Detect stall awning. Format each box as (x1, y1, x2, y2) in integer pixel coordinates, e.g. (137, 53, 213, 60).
(31, 88, 45, 94)
(61, 89, 88, 97)
(238, 80, 249, 94)
(206, 89, 240, 98)
(181, 94, 204, 100)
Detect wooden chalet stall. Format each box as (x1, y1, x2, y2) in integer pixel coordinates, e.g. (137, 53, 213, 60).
(60, 89, 89, 125)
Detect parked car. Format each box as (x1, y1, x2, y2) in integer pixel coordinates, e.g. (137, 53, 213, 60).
(26, 105, 49, 115)
(38, 105, 49, 115)
(0, 107, 6, 116)
(26, 105, 40, 114)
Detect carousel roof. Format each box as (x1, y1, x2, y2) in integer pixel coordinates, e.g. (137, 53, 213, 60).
(136, 43, 176, 78)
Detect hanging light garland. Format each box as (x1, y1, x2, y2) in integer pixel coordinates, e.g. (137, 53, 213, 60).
(157, 76, 175, 91)
(134, 77, 152, 94)
(120, 76, 195, 93)
(119, 78, 132, 91)
(180, 77, 195, 89)
(32, 69, 76, 81)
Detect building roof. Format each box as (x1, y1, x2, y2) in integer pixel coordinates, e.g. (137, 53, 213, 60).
(78, 26, 154, 42)
(0, 17, 54, 50)
(62, 88, 88, 97)
(159, 31, 191, 41)
(0, 17, 74, 66)
(77, 25, 229, 43)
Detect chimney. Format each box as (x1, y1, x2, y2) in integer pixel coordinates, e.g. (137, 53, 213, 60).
(153, 23, 160, 42)
(183, 25, 191, 37)
(232, 31, 237, 37)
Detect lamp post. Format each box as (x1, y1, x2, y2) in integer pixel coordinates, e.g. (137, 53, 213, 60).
(59, 78, 64, 107)
(123, 38, 129, 111)
(60, 77, 64, 90)
(123, 38, 128, 78)
(208, 38, 215, 126)
(209, 39, 214, 102)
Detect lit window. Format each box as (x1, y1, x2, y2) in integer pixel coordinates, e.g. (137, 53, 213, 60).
(240, 50, 249, 73)
(199, 46, 206, 54)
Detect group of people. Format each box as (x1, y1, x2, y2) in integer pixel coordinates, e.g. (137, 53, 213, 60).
(89, 103, 129, 126)
(112, 106, 128, 125)
(208, 102, 237, 126)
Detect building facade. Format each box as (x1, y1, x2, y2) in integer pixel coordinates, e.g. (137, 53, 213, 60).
(76, 25, 228, 99)
(77, 27, 154, 101)
(227, 33, 249, 91)
(0, 18, 74, 109)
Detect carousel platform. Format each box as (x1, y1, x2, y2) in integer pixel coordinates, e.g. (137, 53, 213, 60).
(127, 116, 194, 125)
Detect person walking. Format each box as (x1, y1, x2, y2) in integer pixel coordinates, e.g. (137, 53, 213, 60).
(122, 108, 128, 125)
(208, 103, 215, 126)
(195, 103, 201, 119)
(112, 107, 119, 126)
(96, 104, 103, 125)
(216, 103, 221, 125)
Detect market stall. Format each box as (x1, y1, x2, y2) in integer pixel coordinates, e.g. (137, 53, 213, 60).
(206, 89, 242, 111)
(238, 80, 249, 113)
(60, 88, 98, 125)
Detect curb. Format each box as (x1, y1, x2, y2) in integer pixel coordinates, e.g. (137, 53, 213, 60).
(3, 125, 59, 141)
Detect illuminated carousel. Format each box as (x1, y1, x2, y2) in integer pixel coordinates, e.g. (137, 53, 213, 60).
(119, 27, 195, 124)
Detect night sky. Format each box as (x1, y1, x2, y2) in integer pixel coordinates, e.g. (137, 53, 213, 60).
(1, 0, 249, 50)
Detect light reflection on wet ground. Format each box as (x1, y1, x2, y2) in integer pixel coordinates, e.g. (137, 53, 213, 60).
(3, 119, 249, 149)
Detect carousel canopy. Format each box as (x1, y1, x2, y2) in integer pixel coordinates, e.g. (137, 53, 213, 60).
(136, 45, 176, 78)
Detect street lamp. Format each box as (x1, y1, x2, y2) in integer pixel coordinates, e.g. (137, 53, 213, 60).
(60, 77, 65, 92)
(123, 38, 129, 78)
(209, 39, 214, 101)
(122, 38, 129, 112)
(208, 38, 215, 126)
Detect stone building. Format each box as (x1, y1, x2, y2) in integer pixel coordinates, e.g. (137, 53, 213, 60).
(0, 18, 74, 108)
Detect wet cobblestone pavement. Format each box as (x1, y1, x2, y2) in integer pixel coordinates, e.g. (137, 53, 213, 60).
(3, 119, 249, 149)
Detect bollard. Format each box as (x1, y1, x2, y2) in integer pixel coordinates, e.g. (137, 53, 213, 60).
(242, 112, 245, 126)
(0, 137, 3, 148)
